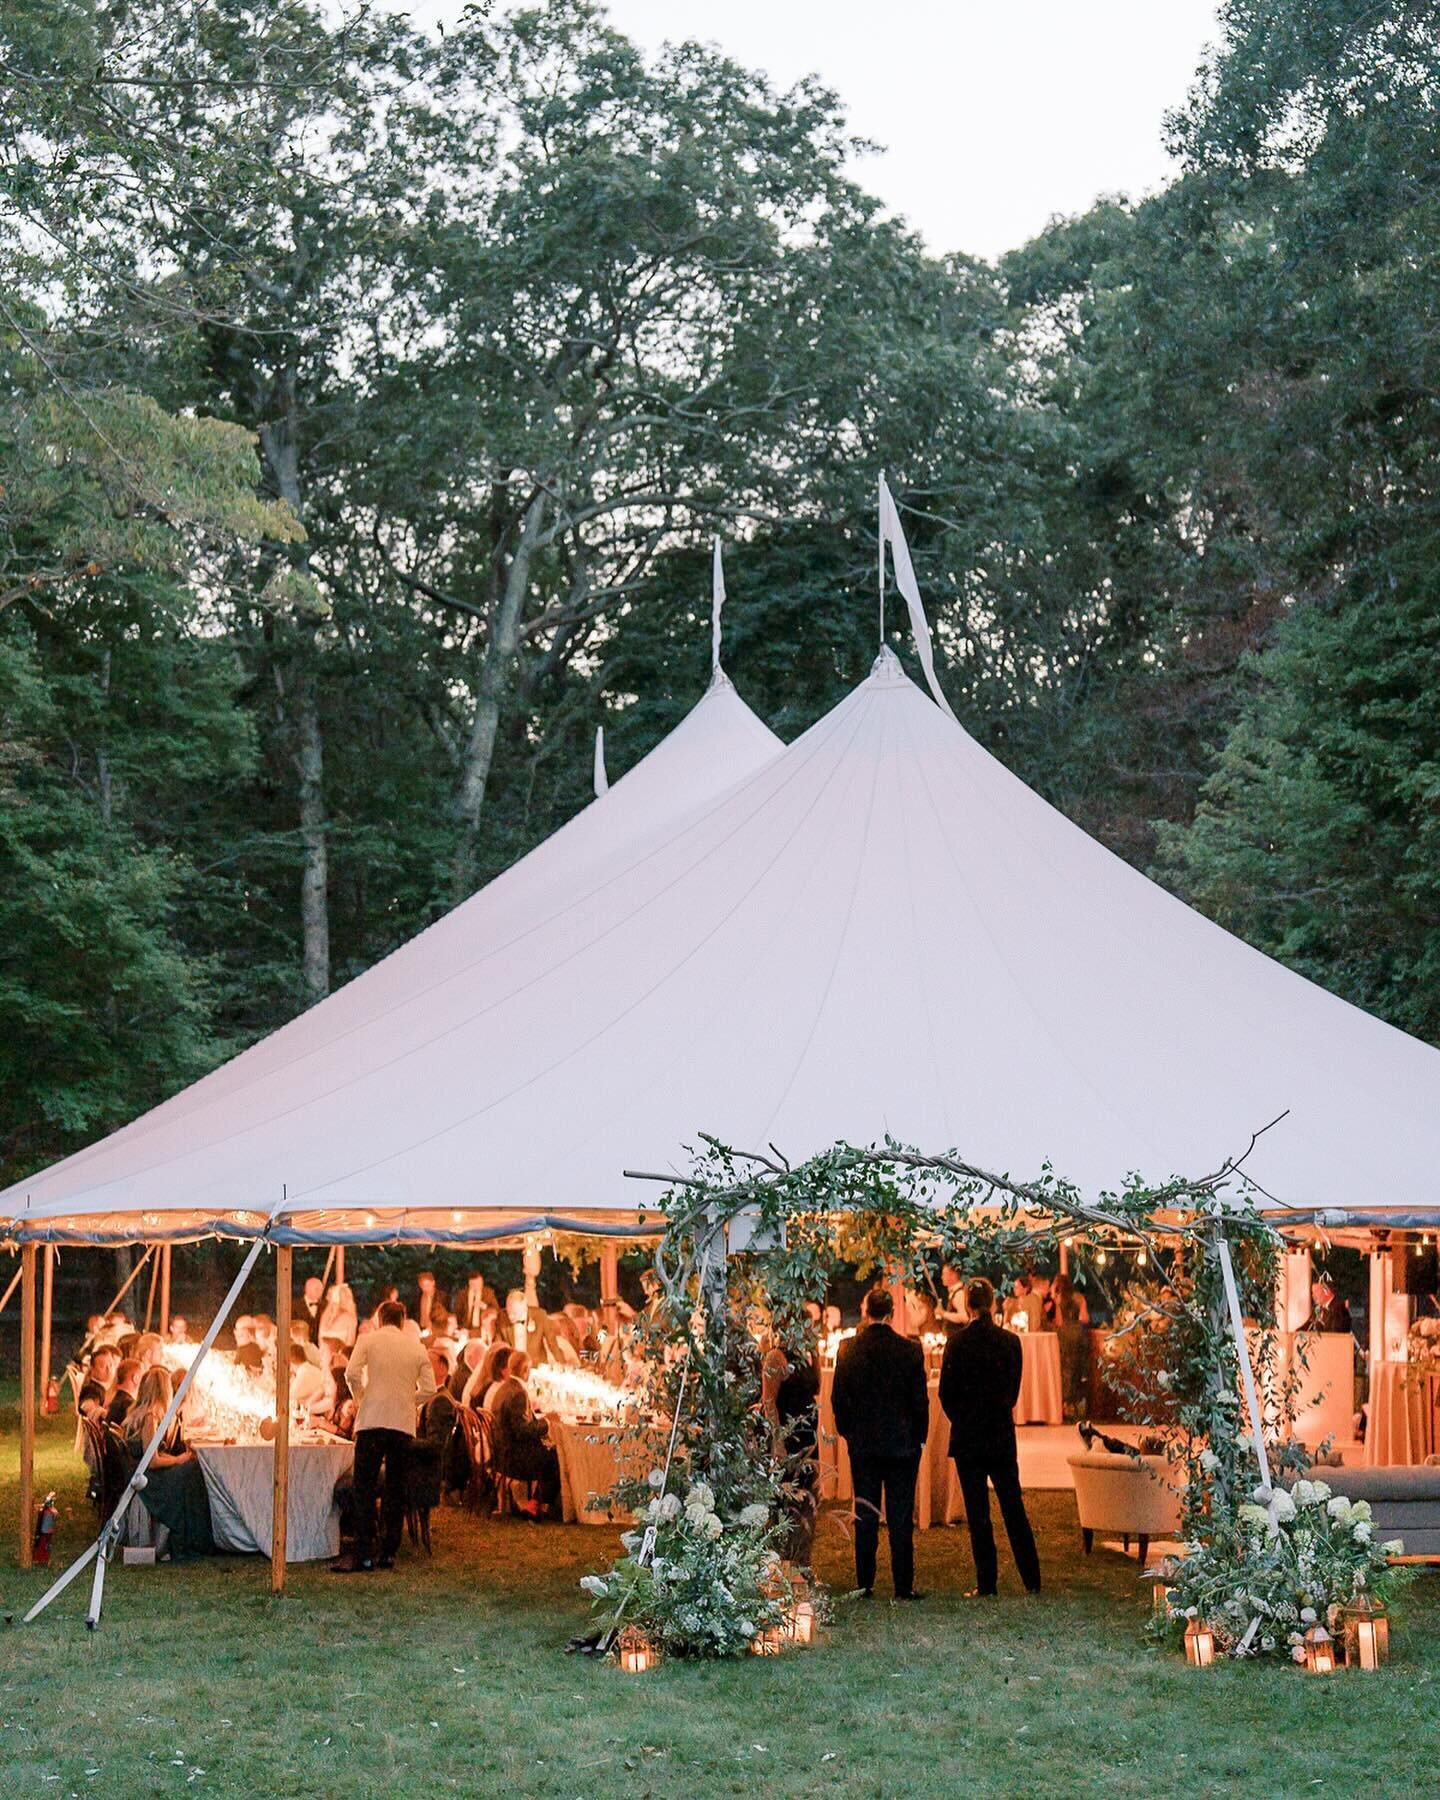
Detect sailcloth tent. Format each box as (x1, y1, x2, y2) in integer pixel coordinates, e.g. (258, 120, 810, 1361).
(6, 647, 1439, 1245)
(1, 666, 779, 1243)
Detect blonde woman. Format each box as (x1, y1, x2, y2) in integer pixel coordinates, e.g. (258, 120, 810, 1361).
(122, 1368, 214, 1557)
(319, 1281, 359, 1350)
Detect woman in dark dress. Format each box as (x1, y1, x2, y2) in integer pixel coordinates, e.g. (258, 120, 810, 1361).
(762, 1335, 822, 1573)
(122, 1367, 215, 1558)
(489, 1352, 561, 1517)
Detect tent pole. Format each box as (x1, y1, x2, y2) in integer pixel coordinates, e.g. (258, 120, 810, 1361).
(38, 1243, 55, 1406)
(334, 1245, 345, 1286)
(159, 1243, 172, 1337)
(24, 1229, 270, 1627)
(18, 1246, 37, 1568)
(97, 1244, 154, 1323)
(142, 1246, 159, 1333)
(272, 1244, 293, 1595)
(600, 1241, 619, 1339)
(522, 1238, 541, 1358)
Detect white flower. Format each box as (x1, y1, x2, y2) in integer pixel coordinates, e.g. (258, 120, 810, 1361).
(1353, 1521, 1372, 1544)
(620, 1530, 640, 1552)
(657, 1493, 682, 1521)
(704, 1513, 724, 1539)
(1299, 1607, 1317, 1624)
(1269, 1490, 1296, 1524)
(1350, 1499, 1373, 1522)
(738, 1619, 755, 1637)
(647, 1467, 665, 1489)
(738, 1503, 769, 1528)
(1291, 1645, 1307, 1664)
(1238, 1503, 1270, 1529)
(1287, 1631, 1303, 1647)
(1237, 1433, 1253, 1452)
(579, 1575, 608, 1598)
(1310, 1479, 1331, 1502)
(686, 1480, 715, 1512)
(1293, 1481, 1316, 1508)
(1326, 1496, 1352, 1521)
(1199, 1449, 1220, 1474)
(1381, 1538, 1405, 1556)
(1261, 1635, 1276, 1652)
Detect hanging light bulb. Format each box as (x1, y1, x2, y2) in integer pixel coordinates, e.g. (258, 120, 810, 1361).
(1137, 1248, 1148, 1267)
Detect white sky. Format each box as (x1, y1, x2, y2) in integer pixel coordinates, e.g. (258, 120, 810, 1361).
(395, 0, 1225, 260)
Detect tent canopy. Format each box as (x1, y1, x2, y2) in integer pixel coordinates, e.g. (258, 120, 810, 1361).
(6, 648, 1438, 1246)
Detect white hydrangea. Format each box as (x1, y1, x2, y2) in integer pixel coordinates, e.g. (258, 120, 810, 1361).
(1299, 1606, 1317, 1624)
(1353, 1521, 1372, 1544)
(704, 1513, 724, 1539)
(1199, 1449, 1220, 1474)
(657, 1493, 682, 1521)
(1310, 1479, 1332, 1502)
(686, 1480, 715, 1512)
(1269, 1490, 1296, 1524)
(1326, 1495, 1352, 1521)
(579, 1574, 609, 1597)
(1351, 1499, 1373, 1522)
(1381, 1538, 1405, 1556)
(738, 1502, 769, 1528)
(647, 1467, 666, 1489)
(1292, 1481, 1316, 1508)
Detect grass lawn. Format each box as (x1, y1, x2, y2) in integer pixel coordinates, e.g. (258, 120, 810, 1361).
(0, 1392, 1435, 1798)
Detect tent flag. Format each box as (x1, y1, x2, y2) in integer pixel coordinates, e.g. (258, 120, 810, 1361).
(878, 473, 958, 722)
(711, 535, 725, 675)
(593, 725, 609, 798)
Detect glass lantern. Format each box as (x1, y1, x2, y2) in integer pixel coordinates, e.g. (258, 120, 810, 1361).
(1183, 1618, 1215, 1667)
(1336, 1595, 1389, 1670)
(1302, 1624, 1337, 1674)
(785, 1598, 817, 1645)
(750, 1625, 785, 1656)
(615, 1625, 659, 1673)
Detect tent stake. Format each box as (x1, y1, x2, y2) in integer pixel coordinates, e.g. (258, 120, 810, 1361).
(272, 1244, 292, 1595)
(24, 1229, 271, 1627)
(18, 1246, 36, 1567)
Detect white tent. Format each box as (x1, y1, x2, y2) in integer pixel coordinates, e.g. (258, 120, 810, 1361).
(6, 647, 1439, 1245)
(1, 667, 779, 1243)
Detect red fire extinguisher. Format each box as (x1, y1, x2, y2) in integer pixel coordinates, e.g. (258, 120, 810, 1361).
(33, 1492, 57, 1565)
(43, 1377, 60, 1416)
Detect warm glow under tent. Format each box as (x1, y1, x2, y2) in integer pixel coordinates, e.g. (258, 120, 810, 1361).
(6, 647, 1439, 1247)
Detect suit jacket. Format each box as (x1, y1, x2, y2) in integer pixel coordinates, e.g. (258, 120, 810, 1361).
(939, 1315, 1022, 1463)
(831, 1322, 928, 1461)
(347, 1324, 437, 1437)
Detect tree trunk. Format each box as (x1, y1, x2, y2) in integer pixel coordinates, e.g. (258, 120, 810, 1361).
(260, 367, 329, 1001)
(296, 675, 329, 1000)
(450, 490, 547, 901)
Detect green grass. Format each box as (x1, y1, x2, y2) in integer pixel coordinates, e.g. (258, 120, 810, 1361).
(0, 1394, 1435, 1799)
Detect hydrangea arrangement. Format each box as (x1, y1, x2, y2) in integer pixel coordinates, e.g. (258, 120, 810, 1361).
(1154, 1476, 1409, 1660)
(580, 1474, 791, 1657)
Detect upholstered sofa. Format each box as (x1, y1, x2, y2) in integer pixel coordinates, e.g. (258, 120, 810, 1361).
(1315, 1466, 1440, 1560)
(1067, 1450, 1183, 1564)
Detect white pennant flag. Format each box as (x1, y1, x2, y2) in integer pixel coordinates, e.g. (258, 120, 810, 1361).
(711, 535, 725, 675)
(593, 724, 609, 798)
(878, 473, 957, 721)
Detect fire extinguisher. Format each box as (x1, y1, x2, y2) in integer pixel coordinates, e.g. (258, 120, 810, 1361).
(33, 1492, 57, 1565)
(43, 1376, 60, 1415)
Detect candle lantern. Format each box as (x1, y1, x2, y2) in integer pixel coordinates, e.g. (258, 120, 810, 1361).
(1183, 1618, 1215, 1667)
(1151, 1583, 1173, 1618)
(785, 1598, 816, 1645)
(1302, 1624, 1337, 1674)
(750, 1625, 785, 1656)
(1336, 1595, 1389, 1670)
(615, 1625, 659, 1673)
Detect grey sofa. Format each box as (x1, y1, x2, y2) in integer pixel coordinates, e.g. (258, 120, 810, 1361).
(1320, 1466, 1440, 1560)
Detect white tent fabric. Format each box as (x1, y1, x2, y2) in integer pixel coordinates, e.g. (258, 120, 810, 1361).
(6, 648, 1439, 1244)
(1, 668, 779, 1242)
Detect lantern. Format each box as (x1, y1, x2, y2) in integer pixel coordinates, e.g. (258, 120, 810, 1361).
(1336, 1595, 1389, 1670)
(1183, 1618, 1215, 1667)
(1151, 1584, 1173, 1619)
(1302, 1625, 1337, 1674)
(615, 1625, 659, 1673)
(750, 1625, 785, 1656)
(785, 1598, 817, 1645)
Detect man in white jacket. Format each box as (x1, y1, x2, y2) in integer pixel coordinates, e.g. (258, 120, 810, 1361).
(331, 1299, 436, 1573)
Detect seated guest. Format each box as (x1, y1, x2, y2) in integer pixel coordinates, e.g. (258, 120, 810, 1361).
(289, 1319, 323, 1367)
(252, 1314, 278, 1368)
(122, 1368, 214, 1557)
(233, 1316, 264, 1372)
(319, 1282, 359, 1350)
(79, 1345, 120, 1416)
(450, 1339, 486, 1403)
(415, 1271, 448, 1335)
(288, 1341, 330, 1416)
(135, 1331, 165, 1371)
(419, 1348, 459, 1463)
(105, 1357, 143, 1426)
(166, 1316, 191, 1346)
(489, 1351, 561, 1517)
(463, 1343, 511, 1412)
(116, 1330, 141, 1361)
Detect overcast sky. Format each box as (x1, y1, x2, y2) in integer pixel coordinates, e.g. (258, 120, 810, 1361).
(397, 0, 1225, 260)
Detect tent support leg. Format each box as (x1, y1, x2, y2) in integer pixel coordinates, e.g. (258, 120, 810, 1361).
(600, 1241, 619, 1339)
(159, 1243, 172, 1337)
(334, 1245, 345, 1286)
(18, 1246, 36, 1567)
(142, 1246, 159, 1333)
(39, 1244, 54, 1405)
(272, 1245, 292, 1595)
(24, 1231, 270, 1627)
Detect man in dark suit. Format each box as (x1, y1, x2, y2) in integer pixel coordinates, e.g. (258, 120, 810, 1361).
(831, 1286, 928, 1600)
(940, 1276, 1041, 1596)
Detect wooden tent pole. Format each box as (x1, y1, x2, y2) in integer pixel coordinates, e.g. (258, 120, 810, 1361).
(38, 1244, 54, 1405)
(600, 1241, 619, 1338)
(142, 1247, 159, 1333)
(271, 1244, 293, 1595)
(18, 1246, 36, 1567)
(159, 1243, 172, 1336)
(334, 1245, 345, 1286)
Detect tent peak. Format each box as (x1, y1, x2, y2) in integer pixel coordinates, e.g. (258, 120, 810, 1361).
(705, 664, 735, 695)
(869, 644, 909, 684)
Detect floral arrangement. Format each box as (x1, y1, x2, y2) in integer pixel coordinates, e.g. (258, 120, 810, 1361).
(1154, 1475, 1409, 1660)
(581, 1473, 791, 1658)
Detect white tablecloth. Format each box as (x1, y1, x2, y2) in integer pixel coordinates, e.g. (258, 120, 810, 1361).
(551, 1421, 663, 1525)
(1366, 1363, 1437, 1467)
(817, 1375, 956, 1530)
(195, 1441, 354, 1562)
(1014, 1334, 1063, 1425)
